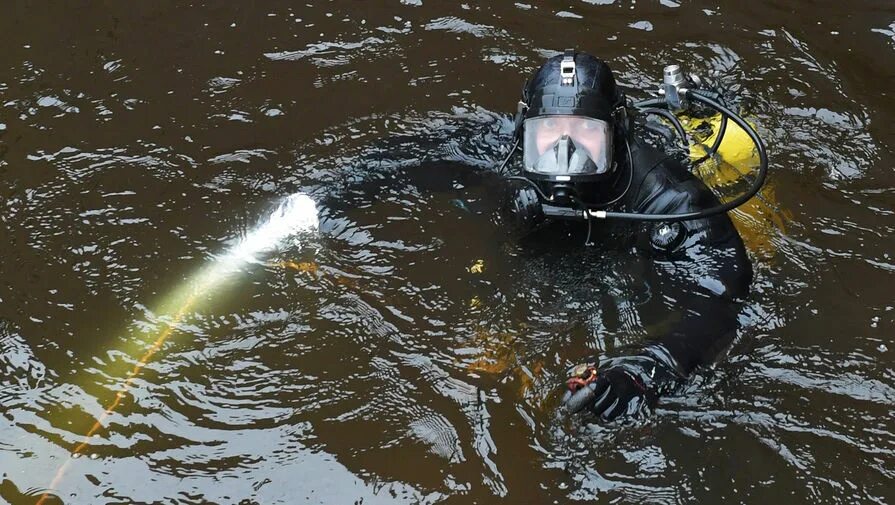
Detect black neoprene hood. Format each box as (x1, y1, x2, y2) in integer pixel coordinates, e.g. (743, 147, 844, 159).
(523, 51, 624, 122)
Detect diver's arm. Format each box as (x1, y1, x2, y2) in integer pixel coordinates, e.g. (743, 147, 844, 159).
(566, 156, 753, 419)
(565, 290, 744, 420)
(634, 177, 752, 371)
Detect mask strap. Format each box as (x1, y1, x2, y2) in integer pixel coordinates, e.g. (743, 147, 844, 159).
(512, 101, 528, 141)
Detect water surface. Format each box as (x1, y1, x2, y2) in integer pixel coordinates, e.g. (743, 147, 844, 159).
(1, 1, 894, 503)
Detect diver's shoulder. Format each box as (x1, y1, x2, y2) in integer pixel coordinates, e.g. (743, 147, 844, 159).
(623, 138, 690, 211)
(628, 139, 671, 173)
(630, 138, 695, 179)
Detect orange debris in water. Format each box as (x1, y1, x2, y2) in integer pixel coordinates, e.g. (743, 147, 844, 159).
(276, 260, 319, 274)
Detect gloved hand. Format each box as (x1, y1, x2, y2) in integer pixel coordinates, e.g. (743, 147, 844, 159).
(562, 357, 658, 421)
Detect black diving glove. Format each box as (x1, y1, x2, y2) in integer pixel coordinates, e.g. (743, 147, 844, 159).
(562, 355, 666, 421)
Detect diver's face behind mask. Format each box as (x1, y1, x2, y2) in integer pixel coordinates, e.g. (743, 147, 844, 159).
(522, 115, 613, 178)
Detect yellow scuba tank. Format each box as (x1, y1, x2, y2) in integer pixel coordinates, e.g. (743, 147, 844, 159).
(683, 113, 757, 182)
(679, 113, 790, 259)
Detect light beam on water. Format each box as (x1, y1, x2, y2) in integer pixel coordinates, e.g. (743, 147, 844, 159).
(37, 193, 320, 503)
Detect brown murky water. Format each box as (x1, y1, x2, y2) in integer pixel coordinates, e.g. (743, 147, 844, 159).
(1, 1, 894, 503)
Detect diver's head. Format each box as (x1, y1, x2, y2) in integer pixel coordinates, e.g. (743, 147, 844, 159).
(519, 50, 626, 205)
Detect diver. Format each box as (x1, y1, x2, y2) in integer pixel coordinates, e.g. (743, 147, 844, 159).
(495, 50, 766, 421)
(312, 49, 766, 422)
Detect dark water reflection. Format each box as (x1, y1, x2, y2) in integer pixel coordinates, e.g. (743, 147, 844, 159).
(1, 1, 894, 503)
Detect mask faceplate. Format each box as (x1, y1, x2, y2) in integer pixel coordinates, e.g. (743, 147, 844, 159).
(522, 115, 613, 177)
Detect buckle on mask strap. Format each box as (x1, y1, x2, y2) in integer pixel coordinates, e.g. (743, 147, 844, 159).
(560, 49, 576, 86)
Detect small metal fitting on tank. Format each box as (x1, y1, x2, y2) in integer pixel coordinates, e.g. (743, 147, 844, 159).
(663, 64, 687, 88)
(660, 64, 689, 112)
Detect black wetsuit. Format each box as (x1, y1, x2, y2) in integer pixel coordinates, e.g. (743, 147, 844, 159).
(323, 133, 752, 419)
(623, 139, 752, 301)
(552, 137, 753, 418)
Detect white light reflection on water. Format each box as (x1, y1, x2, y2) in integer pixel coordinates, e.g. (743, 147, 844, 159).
(38, 193, 319, 503)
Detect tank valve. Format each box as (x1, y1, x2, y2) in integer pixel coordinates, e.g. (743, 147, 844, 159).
(659, 64, 690, 112)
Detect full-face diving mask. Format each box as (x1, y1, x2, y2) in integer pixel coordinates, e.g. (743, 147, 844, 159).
(522, 115, 614, 180)
(501, 49, 769, 228)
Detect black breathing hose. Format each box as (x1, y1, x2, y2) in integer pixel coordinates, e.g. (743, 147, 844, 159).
(496, 137, 520, 175)
(693, 112, 728, 164)
(631, 97, 666, 109)
(595, 90, 767, 222)
(639, 107, 689, 148)
(638, 93, 728, 163)
(506, 175, 551, 202)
